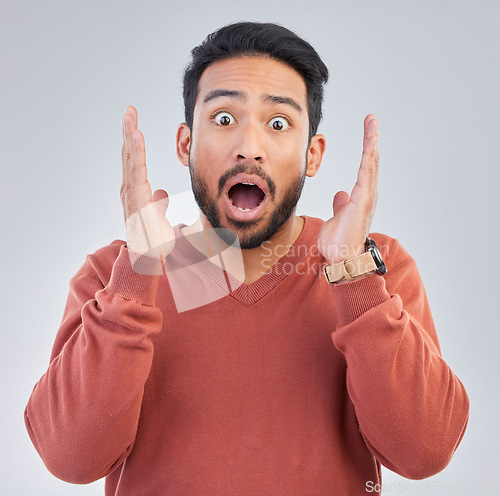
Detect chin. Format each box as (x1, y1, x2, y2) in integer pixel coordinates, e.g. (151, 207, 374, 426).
(224, 208, 294, 250)
(190, 161, 305, 250)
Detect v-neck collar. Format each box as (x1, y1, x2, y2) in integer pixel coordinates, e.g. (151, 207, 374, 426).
(172, 216, 321, 306)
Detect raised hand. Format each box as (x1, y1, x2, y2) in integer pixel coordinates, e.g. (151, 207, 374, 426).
(121, 105, 175, 267)
(317, 114, 379, 265)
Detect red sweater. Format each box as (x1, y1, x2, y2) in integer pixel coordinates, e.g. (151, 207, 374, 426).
(25, 216, 469, 495)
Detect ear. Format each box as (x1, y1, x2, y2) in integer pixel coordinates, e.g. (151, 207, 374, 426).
(305, 134, 326, 177)
(176, 123, 191, 167)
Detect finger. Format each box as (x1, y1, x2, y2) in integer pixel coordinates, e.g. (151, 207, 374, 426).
(131, 127, 148, 187)
(356, 115, 379, 191)
(332, 191, 349, 216)
(366, 115, 380, 191)
(122, 112, 147, 186)
(372, 141, 379, 191)
(152, 189, 168, 203)
(121, 113, 130, 187)
(121, 116, 152, 221)
(152, 189, 169, 217)
(127, 105, 138, 127)
(363, 114, 377, 146)
(122, 112, 136, 187)
(122, 106, 138, 161)
(363, 114, 378, 156)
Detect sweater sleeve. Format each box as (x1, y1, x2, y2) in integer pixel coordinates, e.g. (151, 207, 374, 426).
(330, 234, 469, 480)
(24, 242, 162, 484)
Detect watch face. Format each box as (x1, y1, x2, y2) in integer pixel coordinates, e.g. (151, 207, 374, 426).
(366, 238, 387, 274)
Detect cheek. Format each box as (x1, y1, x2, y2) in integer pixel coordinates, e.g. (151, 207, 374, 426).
(189, 145, 224, 197)
(274, 142, 307, 176)
(191, 125, 230, 163)
(189, 135, 214, 170)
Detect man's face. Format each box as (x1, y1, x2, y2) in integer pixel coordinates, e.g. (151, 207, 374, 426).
(179, 55, 320, 249)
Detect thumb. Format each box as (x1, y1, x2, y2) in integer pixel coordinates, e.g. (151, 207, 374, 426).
(152, 189, 169, 216)
(332, 191, 349, 216)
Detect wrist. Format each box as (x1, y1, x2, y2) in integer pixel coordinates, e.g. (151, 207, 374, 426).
(333, 272, 372, 284)
(323, 238, 387, 285)
(325, 245, 365, 266)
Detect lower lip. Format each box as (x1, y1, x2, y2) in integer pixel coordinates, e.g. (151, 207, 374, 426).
(224, 194, 268, 222)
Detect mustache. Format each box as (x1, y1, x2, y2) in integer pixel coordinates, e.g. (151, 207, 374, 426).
(217, 163, 276, 200)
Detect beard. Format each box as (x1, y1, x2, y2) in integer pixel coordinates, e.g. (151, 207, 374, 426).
(189, 157, 306, 250)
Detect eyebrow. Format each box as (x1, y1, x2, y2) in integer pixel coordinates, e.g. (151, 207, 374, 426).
(203, 89, 246, 104)
(263, 94, 303, 114)
(202, 89, 303, 114)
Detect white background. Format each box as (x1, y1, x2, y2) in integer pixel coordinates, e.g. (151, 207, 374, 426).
(1, 0, 498, 494)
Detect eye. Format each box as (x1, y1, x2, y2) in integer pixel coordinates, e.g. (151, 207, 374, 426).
(268, 116, 290, 131)
(213, 111, 236, 126)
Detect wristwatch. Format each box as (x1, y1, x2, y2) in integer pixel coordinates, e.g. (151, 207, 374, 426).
(323, 238, 387, 284)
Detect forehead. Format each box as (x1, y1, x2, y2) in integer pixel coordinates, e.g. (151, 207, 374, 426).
(195, 55, 307, 107)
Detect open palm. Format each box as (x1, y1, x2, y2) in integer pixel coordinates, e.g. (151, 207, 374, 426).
(317, 115, 379, 264)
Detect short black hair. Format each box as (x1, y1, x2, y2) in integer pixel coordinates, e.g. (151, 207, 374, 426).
(183, 22, 329, 142)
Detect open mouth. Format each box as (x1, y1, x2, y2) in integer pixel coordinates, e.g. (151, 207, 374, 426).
(228, 182, 266, 212)
(222, 173, 270, 223)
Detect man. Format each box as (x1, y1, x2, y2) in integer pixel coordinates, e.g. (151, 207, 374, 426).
(25, 22, 469, 495)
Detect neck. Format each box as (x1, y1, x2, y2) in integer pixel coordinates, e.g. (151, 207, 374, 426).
(181, 214, 304, 284)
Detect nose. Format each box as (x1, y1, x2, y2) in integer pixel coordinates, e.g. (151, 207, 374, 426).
(234, 121, 265, 163)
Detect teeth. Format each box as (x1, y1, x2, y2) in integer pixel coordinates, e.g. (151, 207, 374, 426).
(241, 182, 255, 186)
(229, 196, 254, 212)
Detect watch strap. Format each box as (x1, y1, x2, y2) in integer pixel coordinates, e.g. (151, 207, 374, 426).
(324, 251, 377, 284)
